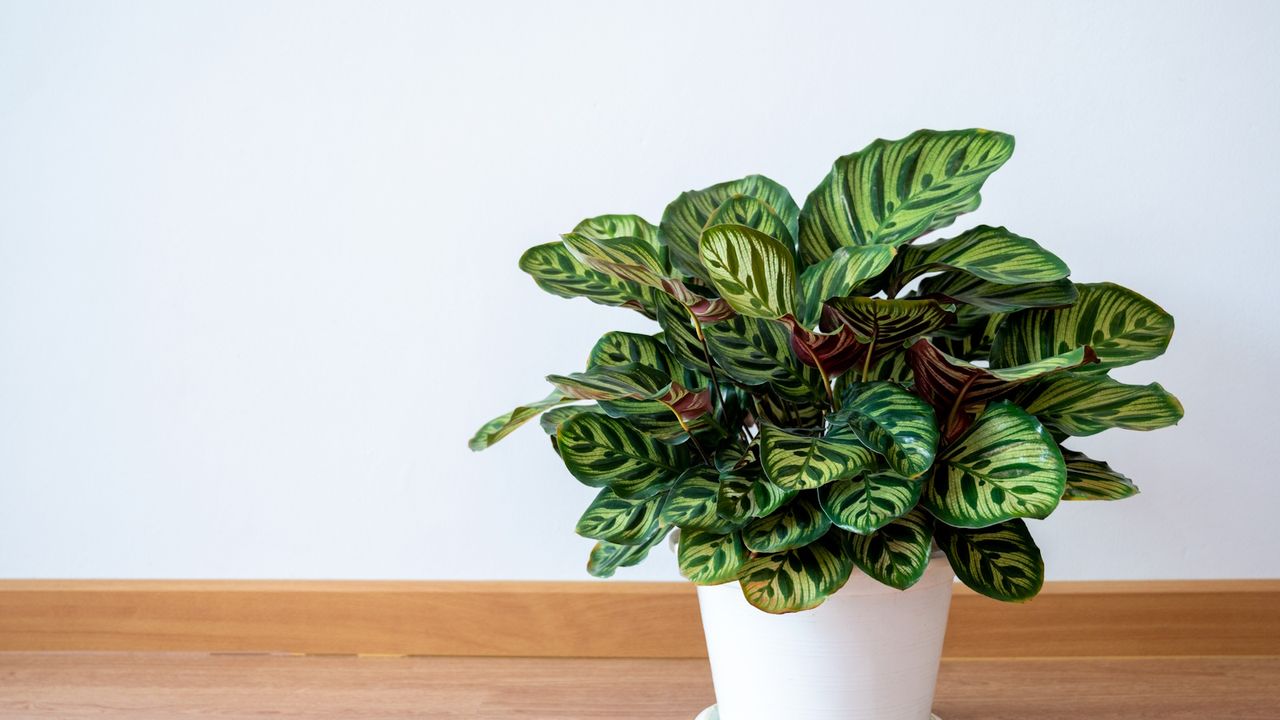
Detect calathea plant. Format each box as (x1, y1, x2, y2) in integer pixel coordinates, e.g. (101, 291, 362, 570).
(470, 129, 1182, 613)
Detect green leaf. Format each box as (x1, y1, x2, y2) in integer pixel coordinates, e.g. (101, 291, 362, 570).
(699, 224, 798, 320)
(759, 425, 878, 491)
(741, 492, 832, 553)
(990, 282, 1175, 372)
(470, 391, 574, 451)
(661, 466, 736, 533)
(1013, 373, 1184, 436)
(539, 404, 602, 435)
(706, 195, 796, 253)
(1061, 448, 1139, 500)
(820, 470, 922, 535)
(847, 508, 934, 590)
(587, 524, 669, 578)
(919, 272, 1077, 313)
(796, 245, 898, 326)
(596, 399, 697, 444)
(717, 463, 796, 524)
(678, 528, 750, 585)
(923, 401, 1066, 528)
(930, 306, 1005, 360)
(825, 297, 955, 360)
(660, 174, 800, 279)
(654, 292, 712, 375)
(738, 531, 853, 613)
(557, 413, 688, 498)
(937, 519, 1044, 602)
(575, 487, 665, 545)
(547, 364, 670, 402)
(519, 242, 656, 316)
(588, 332, 678, 377)
(572, 213, 659, 248)
(893, 225, 1070, 289)
(799, 129, 1015, 264)
(703, 314, 822, 402)
(833, 381, 939, 478)
(752, 388, 826, 430)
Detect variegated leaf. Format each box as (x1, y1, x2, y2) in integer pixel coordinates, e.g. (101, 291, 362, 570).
(572, 213, 659, 248)
(1014, 373, 1184, 437)
(833, 381, 939, 478)
(588, 331, 678, 378)
(759, 424, 878, 491)
(654, 292, 712, 375)
(820, 471, 923, 534)
(717, 463, 796, 524)
(706, 195, 796, 253)
(937, 519, 1044, 602)
(596, 398, 702, 444)
(923, 401, 1066, 528)
(703, 314, 822, 402)
(678, 528, 750, 585)
(587, 523, 670, 578)
(1061, 448, 1139, 500)
(799, 129, 1015, 264)
(575, 487, 665, 545)
(796, 245, 898, 326)
(847, 508, 934, 590)
(751, 388, 826, 430)
(783, 318, 867, 379)
(741, 492, 832, 553)
(990, 283, 1175, 372)
(930, 305, 1005, 360)
(539, 404, 602, 435)
(469, 391, 573, 451)
(892, 225, 1069, 291)
(919, 272, 1077, 313)
(738, 531, 853, 613)
(519, 242, 656, 317)
(547, 364, 669, 401)
(699, 224, 798, 320)
(825, 297, 955, 363)
(660, 174, 800, 279)
(661, 466, 736, 533)
(557, 413, 688, 498)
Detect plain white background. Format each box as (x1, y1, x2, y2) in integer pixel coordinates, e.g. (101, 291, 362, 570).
(2, 0, 1277, 581)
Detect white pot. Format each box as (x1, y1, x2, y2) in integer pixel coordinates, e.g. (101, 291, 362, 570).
(694, 552, 954, 720)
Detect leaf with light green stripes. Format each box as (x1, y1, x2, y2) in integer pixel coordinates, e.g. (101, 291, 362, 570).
(539, 404, 602, 435)
(796, 245, 898, 326)
(833, 381, 939, 478)
(717, 463, 796, 524)
(519, 242, 657, 317)
(660, 466, 736, 533)
(706, 195, 796, 253)
(572, 213, 659, 248)
(469, 391, 573, 451)
(923, 401, 1066, 528)
(759, 425, 878, 491)
(588, 332, 678, 377)
(820, 470, 922, 535)
(678, 528, 750, 585)
(990, 283, 1174, 372)
(703, 314, 822, 402)
(892, 225, 1069, 291)
(587, 523, 670, 578)
(660, 174, 800, 279)
(557, 413, 688, 498)
(826, 297, 955, 361)
(937, 519, 1044, 602)
(847, 509, 934, 590)
(1061, 448, 1139, 500)
(738, 530, 853, 613)
(919, 272, 1077, 313)
(596, 398, 701, 444)
(547, 364, 670, 402)
(752, 388, 826, 430)
(699, 224, 798, 320)
(930, 306, 1005, 360)
(741, 492, 832, 553)
(575, 487, 665, 545)
(1013, 373, 1184, 437)
(561, 231, 669, 289)
(798, 129, 1015, 264)
(654, 292, 712, 375)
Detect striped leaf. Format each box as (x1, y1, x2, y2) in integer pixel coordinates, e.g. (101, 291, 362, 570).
(661, 466, 736, 533)
(1061, 448, 1139, 500)
(738, 531, 853, 613)
(706, 195, 796, 253)
(847, 509, 935, 590)
(923, 401, 1066, 528)
(990, 283, 1175, 372)
(796, 245, 898, 326)
(557, 413, 688, 498)
(893, 225, 1069, 290)
(469, 391, 573, 451)
(572, 213, 659, 248)
(937, 519, 1044, 602)
(930, 306, 1006, 360)
(920, 272, 1078, 313)
(759, 424, 878, 491)
(575, 487, 665, 545)
(660, 174, 800, 279)
(540, 404, 602, 435)
(717, 463, 796, 524)
(1013, 373, 1184, 437)
(596, 398, 701, 444)
(833, 381, 939, 478)
(752, 388, 826, 430)
(678, 528, 750, 585)
(820, 470, 923, 534)
(587, 523, 670, 578)
(783, 318, 868, 379)
(699, 225, 798, 320)
(588, 332, 678, 377)
(654, 292, 712, 375)
(547, 364, 669, 402)
(519, 242, 656, 317)
(826, 297, 955, 362)
(703, 314, 822, 402)
(741, 492, 832, 553)
(799, 129, 1015, 264)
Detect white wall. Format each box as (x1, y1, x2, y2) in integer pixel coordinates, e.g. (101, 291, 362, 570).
(2, 0, 1277, 581)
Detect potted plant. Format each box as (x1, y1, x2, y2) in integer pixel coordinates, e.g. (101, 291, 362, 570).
(470, 129, 1182, 720)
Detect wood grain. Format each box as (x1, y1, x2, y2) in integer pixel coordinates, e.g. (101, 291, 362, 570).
(1, 580, 1277, 658)
(0, 653, 1276, 719)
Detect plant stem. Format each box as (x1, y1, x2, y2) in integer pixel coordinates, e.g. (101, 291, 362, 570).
(860, 338, 877, 383)
(945, 373, 980, 438)
(688, 307, 726, 418)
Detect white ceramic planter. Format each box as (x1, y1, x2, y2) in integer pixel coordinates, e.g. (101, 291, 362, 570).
(695, 552, 954, 720)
